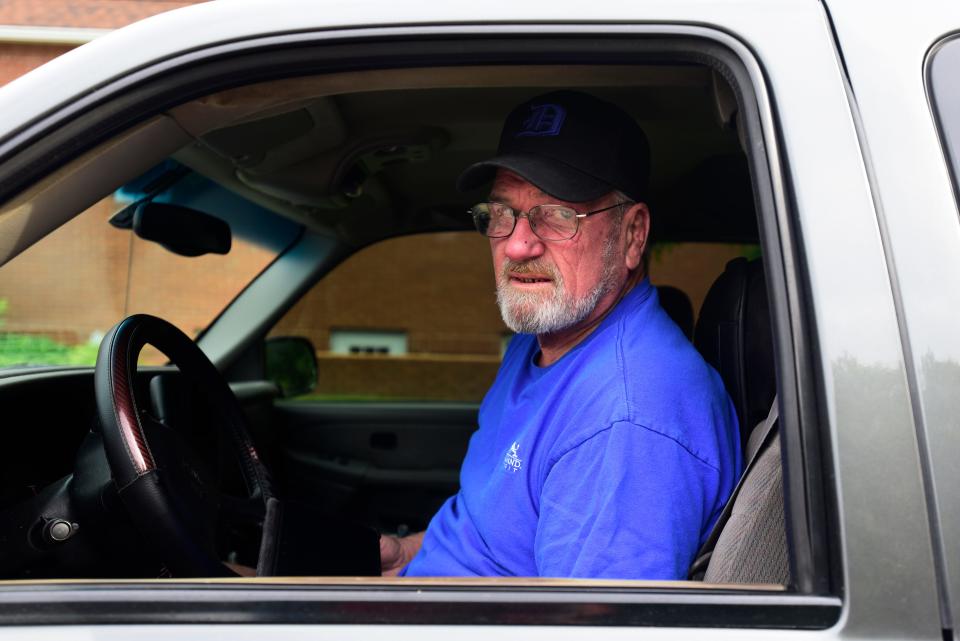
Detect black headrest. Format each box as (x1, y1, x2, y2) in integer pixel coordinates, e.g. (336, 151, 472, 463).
(657, 285, 694, 340)
(693, 258, 776, 445)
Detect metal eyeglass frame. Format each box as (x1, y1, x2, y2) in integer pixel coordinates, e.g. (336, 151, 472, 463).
(469, 201, 629, 241)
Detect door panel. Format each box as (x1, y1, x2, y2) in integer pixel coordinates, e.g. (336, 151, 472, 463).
(272, 401, 477, 531)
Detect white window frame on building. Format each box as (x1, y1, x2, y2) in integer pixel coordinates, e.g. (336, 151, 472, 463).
(329, 329, 408, 356)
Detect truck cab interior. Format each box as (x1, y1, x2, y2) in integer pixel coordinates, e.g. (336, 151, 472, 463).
(0, 42, 807, 595)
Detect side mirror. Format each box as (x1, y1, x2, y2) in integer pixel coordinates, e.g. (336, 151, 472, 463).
(265, 336, 318, 398)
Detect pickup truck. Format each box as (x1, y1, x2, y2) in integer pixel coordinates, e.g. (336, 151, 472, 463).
(0, 0, 955, 639)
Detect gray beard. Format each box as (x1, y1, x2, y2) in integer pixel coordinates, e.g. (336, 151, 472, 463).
(495, 232, 622, 335)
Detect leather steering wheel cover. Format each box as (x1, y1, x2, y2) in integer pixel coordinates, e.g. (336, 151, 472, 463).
(94, 314, 273, 576)
(95, 316, 156, 487)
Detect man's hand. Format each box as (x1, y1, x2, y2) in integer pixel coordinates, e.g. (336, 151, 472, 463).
(379, 530, 425, 576)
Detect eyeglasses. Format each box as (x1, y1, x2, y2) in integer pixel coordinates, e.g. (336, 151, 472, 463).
(469, 201, 627, 241)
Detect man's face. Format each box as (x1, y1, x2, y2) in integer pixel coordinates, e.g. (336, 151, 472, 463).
(487, 170, 630, 335)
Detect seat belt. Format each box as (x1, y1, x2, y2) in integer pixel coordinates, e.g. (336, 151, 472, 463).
(688, 396, 780, 580)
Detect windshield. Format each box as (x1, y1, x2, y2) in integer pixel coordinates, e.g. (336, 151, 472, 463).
(0, 180, 285, 370)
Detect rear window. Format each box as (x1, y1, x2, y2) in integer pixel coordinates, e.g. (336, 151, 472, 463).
(267, 233, 758, 403)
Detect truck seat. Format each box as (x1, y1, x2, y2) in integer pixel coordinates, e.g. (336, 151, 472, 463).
(691, 257, 790, 585)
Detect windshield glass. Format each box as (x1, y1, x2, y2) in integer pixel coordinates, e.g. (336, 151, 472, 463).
(0, 186, 283, 369)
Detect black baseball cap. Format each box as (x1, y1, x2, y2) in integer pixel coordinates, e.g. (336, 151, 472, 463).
(457, 90, 650, 203)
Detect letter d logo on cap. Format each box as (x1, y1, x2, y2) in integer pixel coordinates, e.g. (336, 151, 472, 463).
(516, 103, 566, 137)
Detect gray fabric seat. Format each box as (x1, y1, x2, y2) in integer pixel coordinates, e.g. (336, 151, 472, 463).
(703, 429, 789, 584)
(690, 258, 790, 585)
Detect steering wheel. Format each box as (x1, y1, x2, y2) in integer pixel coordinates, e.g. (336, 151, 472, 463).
(94, 314, 277, 577)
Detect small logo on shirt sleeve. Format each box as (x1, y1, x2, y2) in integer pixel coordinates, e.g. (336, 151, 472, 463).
(503, 441, 523, 472)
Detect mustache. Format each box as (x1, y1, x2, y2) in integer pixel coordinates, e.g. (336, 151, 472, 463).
(500, 259, 560, 280)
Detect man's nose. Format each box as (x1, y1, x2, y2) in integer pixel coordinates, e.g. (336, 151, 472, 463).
(503, 215, 545, 262)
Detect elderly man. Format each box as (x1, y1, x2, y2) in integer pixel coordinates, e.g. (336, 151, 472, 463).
(380, 91, 741, 579)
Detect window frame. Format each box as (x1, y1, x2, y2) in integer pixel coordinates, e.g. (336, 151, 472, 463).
(927, 34, 960, 218)
(0, 23, 837, 629)
(922, 30, 960, 635)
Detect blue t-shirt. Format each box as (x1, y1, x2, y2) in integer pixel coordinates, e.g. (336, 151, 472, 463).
(402, 279, 742, 579)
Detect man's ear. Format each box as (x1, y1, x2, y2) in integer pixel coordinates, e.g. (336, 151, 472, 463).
(623, 202, 650, 271)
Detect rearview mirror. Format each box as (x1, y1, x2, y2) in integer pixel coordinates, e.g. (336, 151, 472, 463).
(109, 202, 231, 257)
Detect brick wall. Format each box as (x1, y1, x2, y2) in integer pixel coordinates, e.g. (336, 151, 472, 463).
(273, 232, 507, 358)
(270, 231, 752, 401)
(0, 197, 275, 353)
(0, 0, 205, 29)
(0, 43, 71, 84)
(0, 0, 208, 83)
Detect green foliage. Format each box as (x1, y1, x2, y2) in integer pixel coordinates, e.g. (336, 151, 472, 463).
(740, 244, 763, 261)
(0, 298, 100, 368)
(0, 332, 100, 367)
